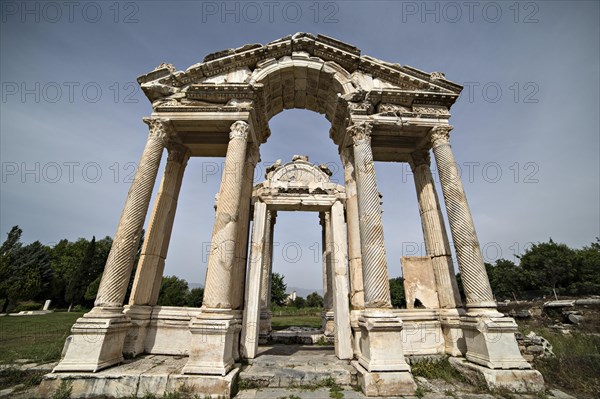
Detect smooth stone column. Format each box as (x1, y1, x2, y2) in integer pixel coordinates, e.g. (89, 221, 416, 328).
(203, 120, 251, 312)
(231, 143, 260, 311)
(341, 146, 365, 309)
(410, 149, 462, 309)
(54, 117, 168, 372)
(429, 125, 495, 311)
(321, 212, 335, 336)
(123, 143, 190, 356)
(231, 142, 260, 360)
(349, 122, 391, 308)
(184, 121, 249, 376)
(259, 210, 276, 340)
(241, 200, 268, 359)
(330, 200, 353, 360)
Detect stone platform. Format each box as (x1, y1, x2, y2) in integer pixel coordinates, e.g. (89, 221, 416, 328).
(239, 345, 357, 388)
(38, 355, 239, 398)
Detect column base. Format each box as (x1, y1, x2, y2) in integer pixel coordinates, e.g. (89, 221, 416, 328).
(439, 308, 467, 356)
(145, 306, 201, 355)
(449, 357, 544, 393)
(460, 313, 532, 369)
(231, 310, 243, 361)
(122, 305, 152, 357)
(350, 310, 362, 358)
(322, 310, 335, 337)
(352, 361, 416, 397)
(358, 310, 412, 373)
(183, 310, 239, 376)
(53, 306, 131, 373)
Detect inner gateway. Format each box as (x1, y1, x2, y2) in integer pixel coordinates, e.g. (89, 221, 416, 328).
(46, 33, 545, 398)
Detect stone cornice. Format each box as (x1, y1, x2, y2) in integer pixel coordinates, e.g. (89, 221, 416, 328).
(137, 34, 463, 105)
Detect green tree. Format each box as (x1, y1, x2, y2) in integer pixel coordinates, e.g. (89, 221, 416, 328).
(186, 287, 204, 307)
(306, 291, 324, 308)
(519, 239, 577, 295)
(389, 277, 405, 308)
(48, 238, 89, 307)
(486, 259, 529, 300)
(0, 238, 52, 311)
(292, 296, 306, 308)
(570, 238, 600, 295)
(0, 226, 23, 312)
(65, 237, 96, 308)
(270, 272, 287, 307)
(157, 276, 189, 306)
(83, 236, 113, 302)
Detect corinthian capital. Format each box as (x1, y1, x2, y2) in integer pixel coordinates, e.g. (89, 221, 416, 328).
(143, 117, 173, 145)
(230, 121, 250, 140)
(348, 121, 373, 144)
(167, 142, 191, 165)
(410, 149, 431, 169)
(430, 125, 453, 147)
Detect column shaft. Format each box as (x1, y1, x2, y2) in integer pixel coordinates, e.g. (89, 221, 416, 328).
(330, 200, 353, 359)
(323, 211, 334, 311)
(259, 211, 276, 312)
(430, 125, 495, 309)
(231, 143, 260, 310)
(95, 118, 167, 307)
(130, 144, 190, 306)
(350, 122, 392, 308)
(203, 121, 250, 310)
(341, 147, 365, 309)
(241, 200, 268, 358)
(411, 151, 462, 309)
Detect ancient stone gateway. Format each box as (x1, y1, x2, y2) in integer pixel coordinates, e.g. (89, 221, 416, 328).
(46, 33, 544, 397)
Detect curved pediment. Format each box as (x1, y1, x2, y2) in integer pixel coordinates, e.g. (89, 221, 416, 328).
(269, 155, 332, 185)
(137, 33, 462, 109)
(255, 156, 344, 202)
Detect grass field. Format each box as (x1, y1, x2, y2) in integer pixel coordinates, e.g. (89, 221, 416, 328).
(271, 314, 322, 330)
(0, 312, 83, 364)
(2, 312, 599, 398)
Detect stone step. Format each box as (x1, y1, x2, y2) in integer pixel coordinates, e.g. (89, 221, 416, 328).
(239, 345, 357, 388)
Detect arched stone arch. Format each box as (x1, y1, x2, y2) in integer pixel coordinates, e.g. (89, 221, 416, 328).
(50, 33, 544, 399)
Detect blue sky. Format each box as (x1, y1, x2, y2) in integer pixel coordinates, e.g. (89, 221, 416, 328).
(1, 1, 599, 291)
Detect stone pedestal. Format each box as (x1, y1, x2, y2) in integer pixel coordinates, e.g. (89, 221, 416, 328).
(183, 313, 239, 376)
(53, 307, 131, 372)
(356, 310, 415, 395)
(259, 309, 273, 343)
(461, 313, 532, 370)
(322, 310, 335, 337)
(145, 306, 200, 355)
(449, 357, 544, 393)
(439, 308, 467, 356)
(122, 305, 152, 357)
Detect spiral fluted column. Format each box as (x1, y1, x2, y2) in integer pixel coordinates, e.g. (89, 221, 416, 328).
(341, 146, 365, 309)
(430, 125, 495, 310)
(350, 122, 391, 308)
(203, 121, 250, 311)
(129, 143, 190, 306)
(231, 143, 260, 311)
(95, 117, 168, 307)
(410, 149, 462, 309)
